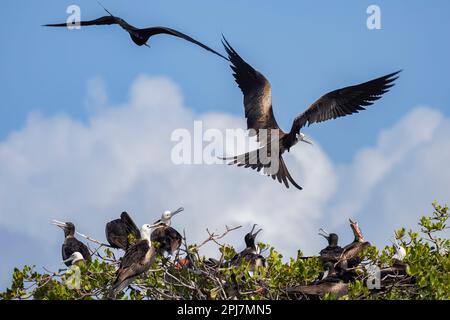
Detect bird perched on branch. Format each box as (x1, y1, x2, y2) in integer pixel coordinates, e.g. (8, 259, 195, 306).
(108, 222, 163, 298)
(44, 3, 227, 60)
(105, 211, 140, 251)
(151, 207, 184, 256)
(318, 228, 343, 264)
(287, 262, 348, 299)
(220, 36, 400, 190)
(52, 220, 91, 266)
(230, 224, 266, 269)
(337, 219, 371, 271)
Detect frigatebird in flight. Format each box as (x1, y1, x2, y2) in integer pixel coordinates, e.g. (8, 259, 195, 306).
(44, 3, 227, 61)
(221, 37, 400, 190)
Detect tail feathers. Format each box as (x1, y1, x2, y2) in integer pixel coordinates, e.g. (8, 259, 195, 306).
(220, 149, 303, 190)
(107, 276, 135, 299)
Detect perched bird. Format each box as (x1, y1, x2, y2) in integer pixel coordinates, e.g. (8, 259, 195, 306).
(52, 220, 91, 266)
(287, 262, 348, 299)
(62, 252, 85, 266)
(105, 211, 140, 250)
(221, 36, 400, 190)
(337, 219, 371, 270)
(108, 222, 163, 298)
(230, 224, 266, 269)
(151, 207, 184, 256)
(318, 228, 343, 264)
(43, 3, 227, 60)
(380, 239, 409, 285)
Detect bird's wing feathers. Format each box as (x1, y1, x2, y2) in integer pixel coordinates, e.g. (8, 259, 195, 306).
(222, 37, 283, 140)
(120, 240, 150, 269)
(44, 16, 119, 27)
(120, 212, 140, 238)
(290, 71, 401, 135)
(138, 27, 227, 60)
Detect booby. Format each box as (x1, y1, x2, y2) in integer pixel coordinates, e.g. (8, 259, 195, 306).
(220, 36, 400, 190)
(105, 211, 140, 250)
(151, 207, 184, 256)
(52, 220, 91, 266)
(230, 224, 266, 269)
(108, 222, 163, 298)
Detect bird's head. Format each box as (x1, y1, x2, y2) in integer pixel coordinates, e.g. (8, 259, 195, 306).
(140, 222, 164, 241)
(160, 207, 184, 226)
(349, 218, 366, 242)
(52, 220, 75, 237)
(296, 132, 313, 145)
(390, 238, 406, 261)
(244, 224, 262, 248)
(62, 252, 84, 265)
(319, 228, 339, 247)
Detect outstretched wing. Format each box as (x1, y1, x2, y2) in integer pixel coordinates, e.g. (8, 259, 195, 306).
(289, 71, 401, 135)
(135, 27, 227, 60)
(222, 37, 283, 142)
(44, 16, 120, 27)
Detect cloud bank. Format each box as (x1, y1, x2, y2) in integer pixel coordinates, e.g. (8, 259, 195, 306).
(0, 75, 449, 288)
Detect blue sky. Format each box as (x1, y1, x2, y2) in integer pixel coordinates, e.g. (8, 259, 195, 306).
(1, 1, 449, 290)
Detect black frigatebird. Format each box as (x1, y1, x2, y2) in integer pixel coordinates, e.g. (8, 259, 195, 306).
(44, 3, 228, 60)
(52, 220, 91, 266)
(230, 224, 266, 269)
(287, 262, 348, 298)
(221, 37, 400, 190)
(105, 211, 140, 251)
(318, 228, 343, 264)
(151, 207, 184, 256)
(108, 222, 163, 298)
(337, 219, 371, 271)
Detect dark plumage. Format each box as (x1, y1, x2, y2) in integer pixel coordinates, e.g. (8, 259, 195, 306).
(287, 262, 348, 298)
(52, 220, 91, 267)
(44, 4, 227, 60)
(105, 211, 140, 250)
(221, 36, 400, 190)
(109, 223, 160, 298)
(230, 224, 266, 269)
(318, 229, 343, 264)
(337, 219, 371, 270)
(151, 225, 182, 256)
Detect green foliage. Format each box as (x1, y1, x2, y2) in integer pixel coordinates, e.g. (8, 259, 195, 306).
(1, 202, 449, 300)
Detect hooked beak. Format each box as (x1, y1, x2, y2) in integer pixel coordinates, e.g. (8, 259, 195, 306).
(253, 228, 262, 238)
(301, 136, 313, 145)
(171, 207, 184, 217)
(62, 257, 74, 264)
(51, 219, 67, 229)
(318, 228, 329, 239)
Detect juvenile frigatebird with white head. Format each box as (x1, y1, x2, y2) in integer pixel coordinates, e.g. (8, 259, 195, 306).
(220, 36, 400, 190)
(108, 221, 164, 298)
(151, 207, 184, 255)
(62, 252, 85, 266)
(43, 2, 228, 60)
(52, 220, 91, 266)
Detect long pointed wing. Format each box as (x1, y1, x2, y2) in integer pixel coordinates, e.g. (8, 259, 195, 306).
(120, 211, 140, 238)
(222, 37, 283, 140)
(44, 16, 120, 27)
(289, 71, 401, 135)
(137, 27, 228, 60)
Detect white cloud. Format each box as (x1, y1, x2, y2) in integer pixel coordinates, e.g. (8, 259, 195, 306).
(0, 75, 449, 288)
